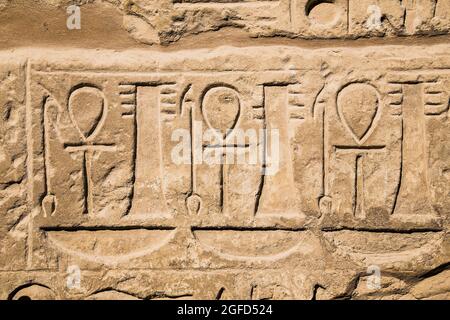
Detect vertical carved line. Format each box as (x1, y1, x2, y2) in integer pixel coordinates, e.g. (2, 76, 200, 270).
(354, 154, 365, 218)
(323, 93, 329, 197)
(432, 0, 438, 18)
(219, 156, 225, 212)
(254, 86, 266, 215)
(391, 117, 403, 215)
(124, 85, 138, 216)
(42, 96, 50, 199)
(190, 105, 197, 194)
(25, 59, 34, 269)
(347, 0, 350, 33)
(81, 150, 91, 215)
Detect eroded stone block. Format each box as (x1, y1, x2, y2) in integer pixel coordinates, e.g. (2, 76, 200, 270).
(0, 58, 27, 271)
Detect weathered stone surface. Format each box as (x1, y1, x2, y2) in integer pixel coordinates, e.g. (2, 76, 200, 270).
(1, 0, 450, 47)
(0, 1, 449, 300)
(0, 58, 28, 271)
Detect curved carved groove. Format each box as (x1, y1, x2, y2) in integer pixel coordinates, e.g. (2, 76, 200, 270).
(45, 228, 177, 265)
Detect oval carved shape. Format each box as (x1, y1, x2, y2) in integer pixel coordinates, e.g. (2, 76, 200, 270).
(306, 0, 340, 26)
(337, 83, 380, 143)
(202, 86, 240, 139)
(68, 86, 105, 140)
(9, 284, 55, 300)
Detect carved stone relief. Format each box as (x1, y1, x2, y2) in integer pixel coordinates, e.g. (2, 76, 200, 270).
(0, 1, 449, 300)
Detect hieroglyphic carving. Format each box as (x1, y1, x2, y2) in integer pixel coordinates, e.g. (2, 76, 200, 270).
(8, 283, 56, 300)
(0, 44, 446, 301)
(317, 76, 403, 228)
(256, 85, 300, 216)
(26, 67, 315, 270)
(34, 76, 135, 221)
(335, 83, 385, 219)
(316, 67, 446, 229)
(129, 85, 172, 217)
(0, 0, 450, 301)
(110, 0, 450, 45)
(386, 70, 450, 223)
(24, 59, 448, 271)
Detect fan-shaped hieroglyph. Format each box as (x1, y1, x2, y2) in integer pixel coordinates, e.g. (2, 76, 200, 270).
(337, 83, 381, 144)
(201, 86, 240, 139)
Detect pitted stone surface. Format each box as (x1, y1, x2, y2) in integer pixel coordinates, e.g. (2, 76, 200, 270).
(0, 1, 449, 300)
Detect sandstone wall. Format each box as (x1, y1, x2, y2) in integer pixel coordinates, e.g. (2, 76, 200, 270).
(0, 0, 449, 300)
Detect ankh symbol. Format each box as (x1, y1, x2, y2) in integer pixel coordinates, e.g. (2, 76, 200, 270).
(65, 86, 115, 215)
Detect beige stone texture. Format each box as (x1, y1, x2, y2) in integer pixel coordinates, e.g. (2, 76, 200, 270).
(0, 0, 449, 300)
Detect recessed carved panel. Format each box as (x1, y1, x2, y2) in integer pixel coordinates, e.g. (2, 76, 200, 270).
(0, 2, 449, 299)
